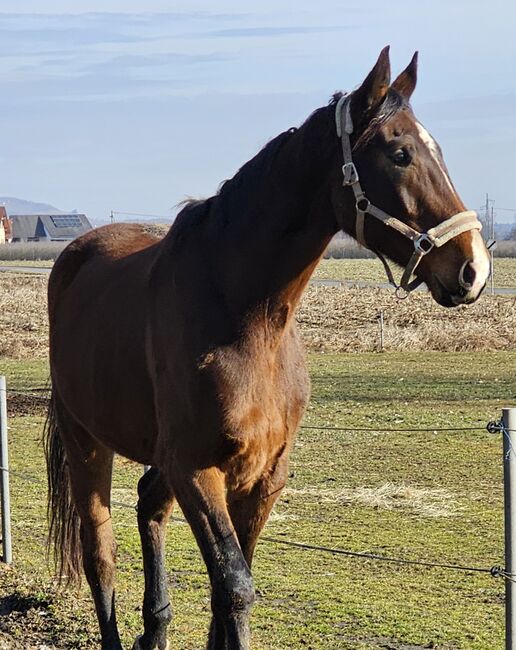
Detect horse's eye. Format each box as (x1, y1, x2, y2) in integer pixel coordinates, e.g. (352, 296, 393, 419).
(391, 148, 412, 166)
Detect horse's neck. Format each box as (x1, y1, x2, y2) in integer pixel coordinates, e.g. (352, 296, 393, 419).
(206, 120, 339, 330)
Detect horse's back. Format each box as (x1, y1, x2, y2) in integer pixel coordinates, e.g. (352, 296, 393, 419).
(48, 223, 166, 461)
(48, 223, 165, 310)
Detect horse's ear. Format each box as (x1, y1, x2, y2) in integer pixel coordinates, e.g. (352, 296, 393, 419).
(350, 46, 391, 123)
(392, 51, 418, 100)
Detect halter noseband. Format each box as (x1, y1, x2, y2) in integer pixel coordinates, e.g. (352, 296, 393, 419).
(335, 94, 482, 297)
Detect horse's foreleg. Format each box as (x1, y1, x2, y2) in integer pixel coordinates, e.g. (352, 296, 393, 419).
(65, 429, 122, 650)
(204, 449, 290, 648)
(133, 467, 174, 650)
(228, 448, 290, 567)
(171, 466, 255, 650)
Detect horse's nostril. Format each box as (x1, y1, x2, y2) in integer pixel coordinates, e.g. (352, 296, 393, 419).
(459, 260, 476, 290)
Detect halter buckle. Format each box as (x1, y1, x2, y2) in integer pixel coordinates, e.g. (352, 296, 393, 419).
(342, 162, 359, 186)
(414, 233, 435, 255)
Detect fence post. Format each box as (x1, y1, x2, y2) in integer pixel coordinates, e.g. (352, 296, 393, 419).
(377, 310, 384, 352)
(0, 376, 12, 564)
(503, 407, 516, 650)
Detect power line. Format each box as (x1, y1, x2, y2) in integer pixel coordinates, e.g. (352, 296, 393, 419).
(111, 211, 171, 219)
(300, 424, 487, 433)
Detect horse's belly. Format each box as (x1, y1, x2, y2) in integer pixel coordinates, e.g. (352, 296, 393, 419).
(50, 293, 158, 463)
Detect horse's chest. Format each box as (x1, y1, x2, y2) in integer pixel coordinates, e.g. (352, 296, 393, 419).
(213, 346, 310, 494)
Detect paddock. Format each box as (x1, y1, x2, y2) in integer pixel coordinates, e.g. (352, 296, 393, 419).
(1, 349, 514, 649)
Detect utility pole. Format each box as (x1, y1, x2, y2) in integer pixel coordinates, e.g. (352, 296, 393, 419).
(490, 204, 495, 295)
(110, 210, 114, 225)
(485, 194, 495, 295)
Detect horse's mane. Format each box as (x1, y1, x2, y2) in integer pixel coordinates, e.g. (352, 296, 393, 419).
(216, 128, 297, 199)
(169, 88, 408, 241)
(169, 127, 298, 240)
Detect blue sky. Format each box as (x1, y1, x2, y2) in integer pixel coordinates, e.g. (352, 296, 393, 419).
(1, 1, 515, 223)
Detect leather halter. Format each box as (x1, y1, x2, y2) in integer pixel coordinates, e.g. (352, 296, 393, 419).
(335, 94, 482, 297)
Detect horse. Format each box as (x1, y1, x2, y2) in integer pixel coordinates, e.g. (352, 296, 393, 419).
(44, 47, 490, 650)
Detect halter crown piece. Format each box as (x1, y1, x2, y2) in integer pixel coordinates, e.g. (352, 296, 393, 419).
(334, 94, 482, 298)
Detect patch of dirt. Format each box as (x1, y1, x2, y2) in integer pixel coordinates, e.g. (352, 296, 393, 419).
(0, 567, 92, 650)
(7, 393, 49, 418)
(0, 590, 58, 650)
(336, 631, 449, 649)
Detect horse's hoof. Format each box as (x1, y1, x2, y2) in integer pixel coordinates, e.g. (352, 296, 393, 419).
(131, 636, 170, 650)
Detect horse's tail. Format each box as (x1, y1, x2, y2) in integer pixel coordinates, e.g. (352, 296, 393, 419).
(43, 392, 82, 586)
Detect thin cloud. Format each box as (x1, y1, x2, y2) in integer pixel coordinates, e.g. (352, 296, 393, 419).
(197, 25, 357, 38)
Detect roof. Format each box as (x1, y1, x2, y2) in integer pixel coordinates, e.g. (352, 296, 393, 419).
(10, 214, 92, 240)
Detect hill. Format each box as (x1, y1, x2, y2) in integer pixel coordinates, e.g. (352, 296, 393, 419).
(0, 196, 63, 214)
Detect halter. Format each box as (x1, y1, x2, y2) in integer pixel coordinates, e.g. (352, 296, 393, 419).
(335, 94, 482, 297)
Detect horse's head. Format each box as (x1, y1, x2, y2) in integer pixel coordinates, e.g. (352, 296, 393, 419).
(332, 47, 489, 307)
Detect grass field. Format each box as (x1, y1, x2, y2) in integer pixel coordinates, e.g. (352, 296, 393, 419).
(1, 256, 515, 287)
(2, 273, 516, 360)
(0, 260, 53, 268)
(314, 258, 516, 288)
(1, 351, 514, 649)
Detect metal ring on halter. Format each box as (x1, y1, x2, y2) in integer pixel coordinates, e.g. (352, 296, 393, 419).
(413, 233, 435, 255)
(342, 162, 359, 186)
(356, 197, 370, 214)
(395, 286, 410, 300)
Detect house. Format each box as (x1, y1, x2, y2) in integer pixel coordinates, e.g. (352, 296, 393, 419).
(0, 207, 12, 244)
(9, 213, 92, 242)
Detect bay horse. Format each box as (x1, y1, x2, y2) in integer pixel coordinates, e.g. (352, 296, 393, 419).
(45, 47, 490, 650)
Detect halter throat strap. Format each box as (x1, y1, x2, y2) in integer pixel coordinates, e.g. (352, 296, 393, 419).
(335, 94, 482, 296)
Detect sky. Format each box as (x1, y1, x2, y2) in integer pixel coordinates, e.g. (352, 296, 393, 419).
(1, 1, 516, 223)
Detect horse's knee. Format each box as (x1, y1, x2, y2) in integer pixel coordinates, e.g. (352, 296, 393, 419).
(212, 569, 255, 618)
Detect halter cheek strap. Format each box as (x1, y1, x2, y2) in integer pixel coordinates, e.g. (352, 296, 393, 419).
(335, 94, 482, 297)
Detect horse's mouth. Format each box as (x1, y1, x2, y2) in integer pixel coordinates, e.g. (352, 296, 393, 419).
(430, 273, 486, 308)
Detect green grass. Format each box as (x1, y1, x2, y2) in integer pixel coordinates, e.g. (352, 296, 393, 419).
(1, 352, 515, 649)
(315, 258, 516, 288)
(0, 260, 53, 267)
(0, 358, 49, 390)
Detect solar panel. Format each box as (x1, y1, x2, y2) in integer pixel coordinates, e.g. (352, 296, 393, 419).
(50, 215, 83, 228)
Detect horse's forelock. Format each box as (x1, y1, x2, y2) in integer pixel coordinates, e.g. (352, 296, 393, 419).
(329, 89, 408, 150)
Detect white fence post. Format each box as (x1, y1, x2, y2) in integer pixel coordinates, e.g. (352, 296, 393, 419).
(377, 310, 384, 352)
(0, 375, 12, 564)
(503, 407, 516, 650)
(504, 408, 516, 650)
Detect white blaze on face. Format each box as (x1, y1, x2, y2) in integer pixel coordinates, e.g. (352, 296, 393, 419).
(416, 122, 490, 297)
(415, 122, 457, 197)
(467, 229, 491, 295)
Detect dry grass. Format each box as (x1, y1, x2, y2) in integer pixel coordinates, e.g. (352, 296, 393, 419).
(0, 275, 48, 358)
(0, 242, 66, 261)
(324, 237, 516, 260)
(1, 274, 514, 359)
(299, 285, 516, 352)
(336, 483, 459, 518)
(284, 483, 459, 518)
